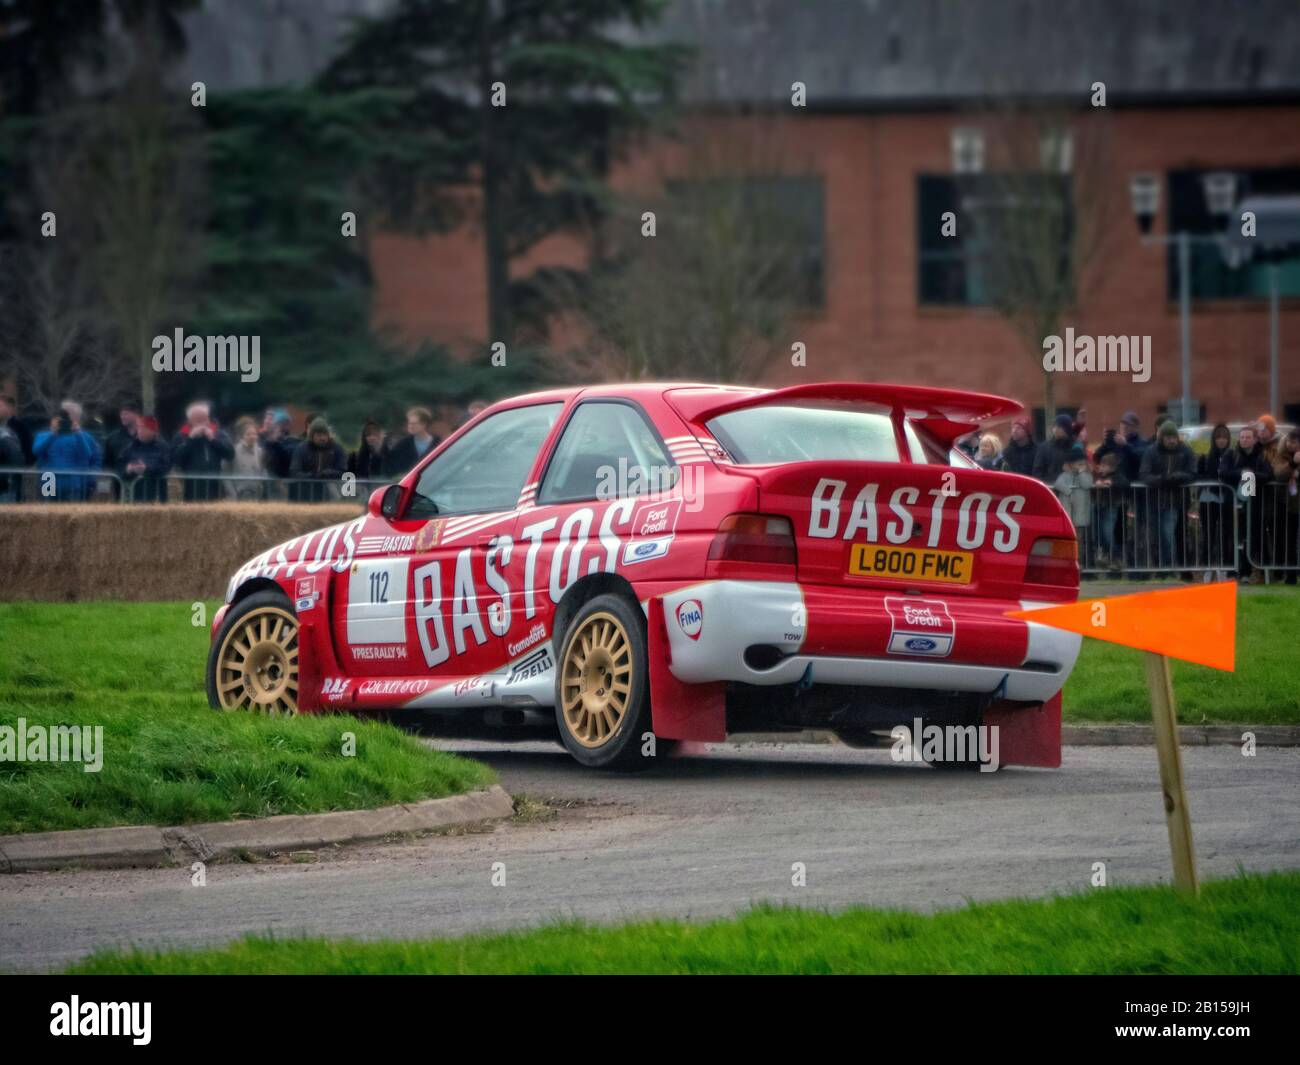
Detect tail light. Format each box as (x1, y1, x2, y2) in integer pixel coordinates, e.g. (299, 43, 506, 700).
(1024, 537, 1079, 588)
(708, 513, 797, 567)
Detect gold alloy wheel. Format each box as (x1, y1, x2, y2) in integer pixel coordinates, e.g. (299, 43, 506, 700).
(560, 611, 634, 748)
(215, 606, 299, 715)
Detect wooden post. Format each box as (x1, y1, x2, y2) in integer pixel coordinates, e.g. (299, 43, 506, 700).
(1143, 651, 1199, 895)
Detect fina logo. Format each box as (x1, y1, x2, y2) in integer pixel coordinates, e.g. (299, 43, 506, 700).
(676, 599, 703, 640)
(904, 637, 937, 652)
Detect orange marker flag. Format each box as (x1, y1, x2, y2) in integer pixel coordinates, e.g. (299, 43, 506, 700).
(1006, 581, 1237, 672)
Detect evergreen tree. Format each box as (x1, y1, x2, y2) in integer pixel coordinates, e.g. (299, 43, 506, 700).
(320, 0, 687, 346)
(191, 87, 549, 437)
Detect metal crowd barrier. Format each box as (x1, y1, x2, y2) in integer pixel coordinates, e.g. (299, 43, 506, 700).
(1064, 481, 1241, 579)
(11, 468, 1292, 581)
(0, 467, 389, 505)
(128, 472, 391, 504)
(1051, 479, 1298, 581)
(0, 466, 127, 503)
(1243, 482, 1300, 581)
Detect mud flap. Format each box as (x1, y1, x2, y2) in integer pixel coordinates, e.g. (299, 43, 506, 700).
(646, 596, 727, 742)
(294, 605, 344, 715)
(985, 691, 1062, 768)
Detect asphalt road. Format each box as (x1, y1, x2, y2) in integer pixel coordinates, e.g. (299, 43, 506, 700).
(2, 741, 1298, 971)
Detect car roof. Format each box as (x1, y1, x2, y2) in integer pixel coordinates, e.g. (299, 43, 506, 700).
(587, 381, 763, 402)
(487, 382, 761, 411)
(489, 380, 1025, 416)
(487, 381, 1021, 448)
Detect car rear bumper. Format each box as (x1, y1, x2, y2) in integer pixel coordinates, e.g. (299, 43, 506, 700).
(654, 579, 1080, 705)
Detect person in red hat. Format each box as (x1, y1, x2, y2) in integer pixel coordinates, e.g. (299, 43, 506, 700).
(119, 414, 172, 503)
(1257, 414, 1279, 460)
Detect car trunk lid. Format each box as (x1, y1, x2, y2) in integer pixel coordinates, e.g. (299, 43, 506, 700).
(750, 460, 1073, 601)
(667, 382, 1077, 602)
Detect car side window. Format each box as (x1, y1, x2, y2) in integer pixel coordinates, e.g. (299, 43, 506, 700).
(407, 403, 562, 519)
(539, 401, 675, 504)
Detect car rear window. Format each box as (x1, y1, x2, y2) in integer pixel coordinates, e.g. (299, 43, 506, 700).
(708, 404, 901, 464)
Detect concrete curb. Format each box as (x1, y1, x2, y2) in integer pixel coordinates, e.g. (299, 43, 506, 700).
(728, 725, 1300, 748)
(1061, 724, 1300, 747)
(0, 785, 514, 874)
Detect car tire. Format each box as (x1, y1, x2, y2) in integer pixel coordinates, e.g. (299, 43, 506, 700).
(206, 590, 300, 716)
(553, 593, 657, 770)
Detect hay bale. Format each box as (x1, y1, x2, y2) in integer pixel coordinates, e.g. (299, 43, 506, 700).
(0, 503, 364, 602)
(1, 505, 80, 601)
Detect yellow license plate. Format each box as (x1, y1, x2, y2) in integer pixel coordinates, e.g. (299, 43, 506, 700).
(848, 544, 974, 584)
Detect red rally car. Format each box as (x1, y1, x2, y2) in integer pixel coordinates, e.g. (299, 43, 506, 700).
(207, 382, 1082, 769)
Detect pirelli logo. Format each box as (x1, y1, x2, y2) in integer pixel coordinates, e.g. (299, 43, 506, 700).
(506, 647, 553, 685)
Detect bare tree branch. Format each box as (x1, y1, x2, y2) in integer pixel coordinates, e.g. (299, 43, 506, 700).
(553, 113, 823, 383)
(0, 110, 120, 412)
(962, 98, 1119, 420)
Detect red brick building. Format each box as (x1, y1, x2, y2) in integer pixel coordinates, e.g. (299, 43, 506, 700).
(366, 0, 1300, 434)
(179, 0, 1300, 434)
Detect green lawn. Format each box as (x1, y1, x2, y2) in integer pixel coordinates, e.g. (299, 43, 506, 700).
(67, 871, 1300, 975)
(0, 602, 494, 835)
(1063, 588, 1300, 724)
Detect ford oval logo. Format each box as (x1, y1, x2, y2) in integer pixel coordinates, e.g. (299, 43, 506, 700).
(904, 637, 937, 652)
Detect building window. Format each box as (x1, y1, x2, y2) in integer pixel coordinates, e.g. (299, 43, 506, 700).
(917, 173, 1075, 307)
(754, 175, 825, 307)
(951, 127, 985, 174)
(1039, 129, 1073, 174)
(1167, 166, 1300, 301)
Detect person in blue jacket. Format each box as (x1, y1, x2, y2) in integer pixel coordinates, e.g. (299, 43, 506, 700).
(32, 411, 102, 501)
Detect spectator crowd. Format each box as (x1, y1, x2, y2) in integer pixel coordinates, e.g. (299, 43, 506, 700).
(957, 407, 1300, 583)
(0, 395, 487, 507)
(2, 391, 1297, 582)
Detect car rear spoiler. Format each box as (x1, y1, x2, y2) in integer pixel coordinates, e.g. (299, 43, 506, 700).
(667, 382, 1024, 447)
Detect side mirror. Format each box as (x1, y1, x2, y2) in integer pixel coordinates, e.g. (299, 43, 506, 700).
(368, 484, 403, 520)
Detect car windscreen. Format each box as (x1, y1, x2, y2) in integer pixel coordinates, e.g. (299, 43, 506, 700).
(707, 404, 901, 464)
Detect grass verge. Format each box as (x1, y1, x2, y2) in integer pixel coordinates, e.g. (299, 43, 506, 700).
(1063, 588, 1300, 724)
(0, 602, 494, 835)
(67, 871, 1300, 974)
